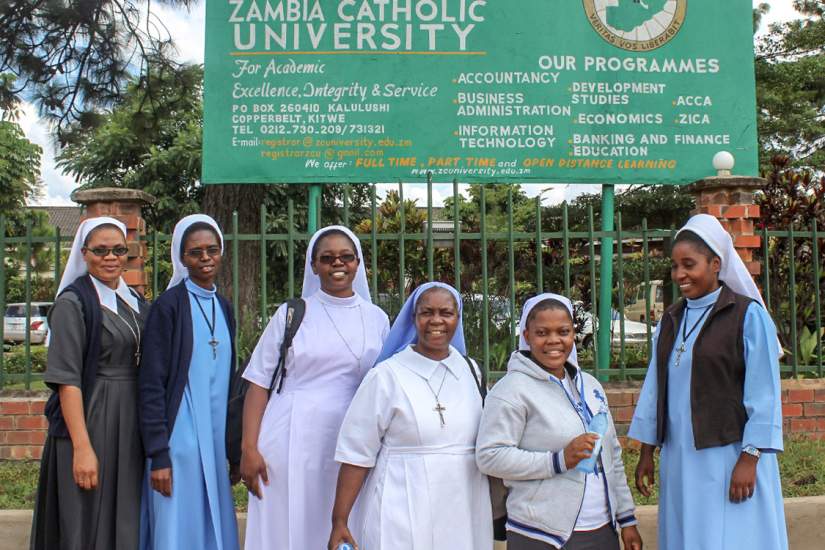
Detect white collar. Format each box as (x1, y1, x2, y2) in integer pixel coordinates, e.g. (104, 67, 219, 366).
(395, 344, 462, 381)
(90, 275, 140, 313)
(315, 288, 361, 307)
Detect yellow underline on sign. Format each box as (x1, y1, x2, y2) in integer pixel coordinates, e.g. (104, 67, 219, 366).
(230, 50, 487, 56)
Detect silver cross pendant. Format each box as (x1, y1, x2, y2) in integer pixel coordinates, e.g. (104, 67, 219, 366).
(674, 343, 686, 368)
(434, 402, 447, 427)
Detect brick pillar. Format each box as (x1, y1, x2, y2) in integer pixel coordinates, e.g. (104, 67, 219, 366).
(687, 175, 765, 277)
(70, 187, 156, 295)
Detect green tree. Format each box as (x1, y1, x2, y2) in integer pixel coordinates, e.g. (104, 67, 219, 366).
(445, 184, 537, 299)
(354, 190, 452, 296)
(0, 0, 193, 137)
(0, 118, 42, 232)
(755, 1, 825, 171)
(756, 156, 825, 362)
(57, 63, 204, 231)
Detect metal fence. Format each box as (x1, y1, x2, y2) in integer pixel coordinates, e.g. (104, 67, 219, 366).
(1, 182, 821, 388)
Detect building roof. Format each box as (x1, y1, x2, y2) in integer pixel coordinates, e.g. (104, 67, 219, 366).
(29, 206, 83, 236)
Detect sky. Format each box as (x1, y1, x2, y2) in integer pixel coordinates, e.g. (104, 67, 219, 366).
(22, 0, 804, 208)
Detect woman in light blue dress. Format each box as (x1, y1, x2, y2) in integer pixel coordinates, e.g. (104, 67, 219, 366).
(139, 215, 239, 550)
(629, 214, 787, 550)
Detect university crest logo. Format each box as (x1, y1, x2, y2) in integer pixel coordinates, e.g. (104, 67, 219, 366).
(582, 0, 687, 52)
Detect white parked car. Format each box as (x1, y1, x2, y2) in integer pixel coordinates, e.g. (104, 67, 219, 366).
(575, 308, 651, 349)
(4, 302, 51, 345)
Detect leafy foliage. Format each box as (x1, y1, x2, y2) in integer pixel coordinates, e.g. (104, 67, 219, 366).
(0, 0, 195, 138)
(0, 120, 41, 228)
(755, 1, 825, 171)
(757, 156, 825, 362)
(56, 63, 204, 231)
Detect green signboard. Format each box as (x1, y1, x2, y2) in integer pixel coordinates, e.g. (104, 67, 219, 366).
(202, 0, 758, 184)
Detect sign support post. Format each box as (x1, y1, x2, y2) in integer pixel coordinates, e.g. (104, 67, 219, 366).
(597, 184, 615, 380)
(308, 184, 322, 234)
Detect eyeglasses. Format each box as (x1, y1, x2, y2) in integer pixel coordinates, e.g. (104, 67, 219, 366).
(317, 253, 358, 265)
(185, 246, 222, 259)
(84, 246, 129, 257)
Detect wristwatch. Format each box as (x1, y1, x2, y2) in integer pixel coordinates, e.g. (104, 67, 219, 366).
(742, 445, 762, 459)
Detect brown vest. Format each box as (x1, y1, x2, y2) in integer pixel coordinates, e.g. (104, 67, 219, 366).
(655, 284, 753, 449)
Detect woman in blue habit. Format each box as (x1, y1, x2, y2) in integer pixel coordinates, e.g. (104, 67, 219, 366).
(139, 214, 239, 550)
(629, 214, 787, 550)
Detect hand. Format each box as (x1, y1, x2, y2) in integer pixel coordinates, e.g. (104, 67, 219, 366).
(621, 525, 643, 550)
(151, 467, 173, 497)
(635, 445, 656, 498)
(563, 433, 599, 470)
(328, 520, 358, 550)
(729, 453, 758, 503)
(240, 446, 269, 499)
(230, 463, 242, 486)
(72, 445, 99, 491)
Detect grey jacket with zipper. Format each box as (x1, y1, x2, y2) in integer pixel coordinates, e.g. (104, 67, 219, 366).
(476, 351, 638, 547)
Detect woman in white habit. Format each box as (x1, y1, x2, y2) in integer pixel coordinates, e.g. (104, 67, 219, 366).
(240, 226, 389, 550)
(329, 282, 493, 550)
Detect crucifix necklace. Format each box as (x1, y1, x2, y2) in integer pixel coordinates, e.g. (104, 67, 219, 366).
(674, 305, 713, 368)
(112, 301, 141, 364)
(190, 292, 219, 359)
(425, 365, 450, 427)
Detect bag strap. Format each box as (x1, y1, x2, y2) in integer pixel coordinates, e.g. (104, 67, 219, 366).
(268, 298, 306, 396)
(463, 354, 487, 401)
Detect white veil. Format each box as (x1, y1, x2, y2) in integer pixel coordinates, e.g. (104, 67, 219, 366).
(518, 293, 579, 367)
(56, 216, 139, 313)
(167, 214, 224, 290)
(302, 225, 371, 301)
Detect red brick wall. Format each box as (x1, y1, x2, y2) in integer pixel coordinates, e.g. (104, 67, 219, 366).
(607, 379, 825, 448)
(0, 397, 47, 459)
(2, 380, 825, 460)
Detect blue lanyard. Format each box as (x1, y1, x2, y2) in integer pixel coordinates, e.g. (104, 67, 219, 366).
(550, 371, 592, 426)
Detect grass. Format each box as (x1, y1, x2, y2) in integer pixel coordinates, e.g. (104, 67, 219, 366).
(233, 481, 249, 512)
(0, 380, 47, 392)
(0, 460, 39, 510)
(1, 438, 824, 510)
(621, 436, 825, 505)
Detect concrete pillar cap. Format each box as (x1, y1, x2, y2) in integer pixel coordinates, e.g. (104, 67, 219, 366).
(70, 187, 157, 206)
(687, 175, 766, 193)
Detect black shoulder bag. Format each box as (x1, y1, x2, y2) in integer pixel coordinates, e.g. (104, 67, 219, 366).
(463, 355, 508, 541)
(462, 354, 487, 400)
(226, 298, 306, 465)
(269, 298, 306, 394)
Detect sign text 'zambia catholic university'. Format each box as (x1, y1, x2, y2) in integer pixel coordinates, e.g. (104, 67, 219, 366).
(202, 0, 758, 184)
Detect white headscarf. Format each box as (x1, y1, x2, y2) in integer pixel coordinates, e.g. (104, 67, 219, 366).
(518, 293, 579, 367)
(167, 214, 224, 290)
(302, 225, 371, 301)
(56, 216, 139, 313)
(676, 214, 765, 308)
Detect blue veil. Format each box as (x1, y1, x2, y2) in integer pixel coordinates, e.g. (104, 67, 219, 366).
(374, 282, 467, 365)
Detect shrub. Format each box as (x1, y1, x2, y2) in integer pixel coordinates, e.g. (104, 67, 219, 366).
(3, 346, 48, 375)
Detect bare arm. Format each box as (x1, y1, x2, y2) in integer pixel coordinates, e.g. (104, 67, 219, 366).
(58, 385, 98, 490)
(328, 463, 370, 550)
(240, 383, 270, 499)
(635, 443, 656, 497)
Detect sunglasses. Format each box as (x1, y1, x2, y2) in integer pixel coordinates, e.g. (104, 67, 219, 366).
(84, 246, 129, 257)
(185, 246, 222, 259)
(317, 253, 358, 265)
